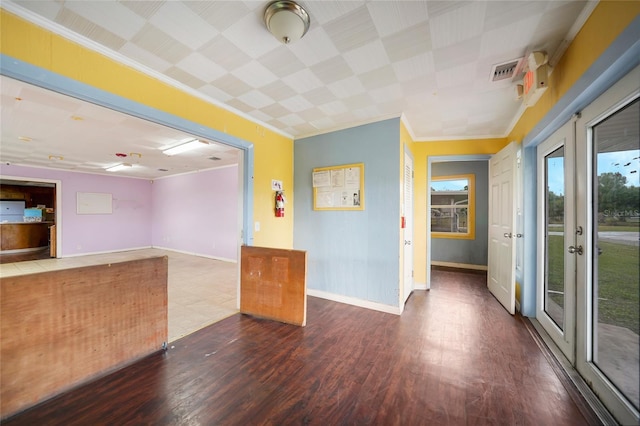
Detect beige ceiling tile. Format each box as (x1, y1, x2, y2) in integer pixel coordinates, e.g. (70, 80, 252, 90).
(259, 102, 291, 119)
(324, 5, 379, 52)
(342, 93, 374, 111)
(63, 1, 145, 40)
(149, 2, 218, 50)
(429, 1, 486, 49)
(343, 40, 390, 75)
(483, 1, 547, 32)
(258, 45, 307, 77)
(198, 35, 252, 72)
(185, 1, 251, 31)
(382, 23, 431, 63)
(282, 69, 324, 95)
(310, 56, 354, 85)
(280, 95, 314, 113)
(175, 52, 227, 83)
(358, 65, 396, 91)
(425, 1, 470, 19)
(164, 67, 206, 90)
(55, 8, 127, 51)
(327, 76, 366, 99)
(310, 117, 337, 130)
(131, 23, 192, 64)
(119, 1, 164, 20)
(302, 86, 336, 106)
(238, 90, 275, 110)
(194, 84, 233, 103)
(306, 1, 366, 25)
(288, 28, 341, 67)
(233, 60, 278, 89)
(119, 41, 172, 73)
(212, 74, 252, 98)
(13, 0, 62, 21)
(248, 109, 273, 123)
(435, 62, 478, 90)
(369, 83, 404, 104)
(279, 113, 306, 127)
(297, 107, 324, 122)
(478, 16, 539, 59)
(318, 100, 349, 116)
(367, 1, 428, 38)
(432, 37, 481, 72)
(259, 80, 297, 103)
(222, 13, 280, 59)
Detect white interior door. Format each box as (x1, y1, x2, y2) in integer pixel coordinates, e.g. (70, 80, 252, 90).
(403, 152, 414, 303)
(488, 141, 518, 314)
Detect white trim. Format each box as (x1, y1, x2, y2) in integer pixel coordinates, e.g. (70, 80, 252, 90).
(1, 1, 292, 141)
(307, 289, 401, 316)
(413, 282, 427, 291)
(414, 133, 505, 143)
(61, 245, 152, 258)
(431, 261, 487, 271)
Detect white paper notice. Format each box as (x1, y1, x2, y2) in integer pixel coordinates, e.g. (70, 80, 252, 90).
(330, 169, 344, 187)
(312, 170, 330, 188)
(316, 187, 335, 208)
(345, 167, 360, 188)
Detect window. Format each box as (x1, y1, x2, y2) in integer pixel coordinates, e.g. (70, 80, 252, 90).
(430, 174, 475, 239)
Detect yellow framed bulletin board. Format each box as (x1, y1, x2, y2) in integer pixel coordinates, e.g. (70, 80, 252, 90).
(312, 163, 364, 211)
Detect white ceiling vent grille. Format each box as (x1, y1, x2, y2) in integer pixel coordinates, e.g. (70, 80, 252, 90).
(490, 58, 522, 82)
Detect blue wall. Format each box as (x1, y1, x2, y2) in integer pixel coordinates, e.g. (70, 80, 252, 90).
(431, 160, 489, 266)
(294, 119, 401, 306)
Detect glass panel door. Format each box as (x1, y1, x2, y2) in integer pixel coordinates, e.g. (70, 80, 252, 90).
(592, 98, 639, 411)
(537, 122, 576, 362)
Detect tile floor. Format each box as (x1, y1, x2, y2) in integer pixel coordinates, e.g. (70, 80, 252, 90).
(0, 248, 239, 342)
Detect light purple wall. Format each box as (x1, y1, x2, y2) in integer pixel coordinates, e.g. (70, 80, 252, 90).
(1, 164, 153, 256)
(151, 165, 238, 261)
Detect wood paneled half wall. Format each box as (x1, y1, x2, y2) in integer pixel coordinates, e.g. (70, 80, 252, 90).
(0, 256, 168, 419)
(241, 246, 307, 326)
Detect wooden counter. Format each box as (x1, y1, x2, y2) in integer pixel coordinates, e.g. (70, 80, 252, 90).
(0, 222, 53, 252)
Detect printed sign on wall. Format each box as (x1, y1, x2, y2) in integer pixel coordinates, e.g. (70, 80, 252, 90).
(312, 163, 364, 211)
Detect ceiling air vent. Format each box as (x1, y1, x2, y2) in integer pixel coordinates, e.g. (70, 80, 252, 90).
(490, 58, 522, 82)
(209, 156, 221, 161)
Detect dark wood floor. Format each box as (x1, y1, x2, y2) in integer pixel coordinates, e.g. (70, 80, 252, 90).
(4, 269, 598, 425)
(0, 247, 51, 264)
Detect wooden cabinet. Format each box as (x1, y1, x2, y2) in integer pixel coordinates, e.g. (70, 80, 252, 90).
(0, 223, 52, 252)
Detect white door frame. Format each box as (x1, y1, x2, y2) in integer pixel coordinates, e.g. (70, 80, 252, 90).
(402, 150, 414, 305)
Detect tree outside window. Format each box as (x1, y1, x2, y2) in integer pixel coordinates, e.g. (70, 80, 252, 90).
(431, 174, 475, 239)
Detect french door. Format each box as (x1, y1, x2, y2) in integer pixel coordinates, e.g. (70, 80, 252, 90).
(537, 65, 639, 424)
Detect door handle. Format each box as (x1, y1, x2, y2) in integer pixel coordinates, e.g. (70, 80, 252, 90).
(503, 233, 512, 238)
(404, 240, 411, 245)
(568, 245, 583, 255)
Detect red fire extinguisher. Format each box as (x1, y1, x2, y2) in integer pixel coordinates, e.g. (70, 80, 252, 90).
(275, 190, 285, 217)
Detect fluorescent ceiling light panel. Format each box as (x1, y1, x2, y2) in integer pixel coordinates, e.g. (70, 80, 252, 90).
(106, 163, 132, 172)
(162, 139, 208, 156)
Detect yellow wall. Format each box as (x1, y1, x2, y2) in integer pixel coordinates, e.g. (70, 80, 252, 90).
(508, 1, 640, 143)
(0, 10, 294, 249)
(411, 138, 508, 285)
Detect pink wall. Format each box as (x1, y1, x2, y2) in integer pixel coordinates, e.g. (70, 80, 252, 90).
(151, 165, 239, 261)
(1, 164, 153, 256)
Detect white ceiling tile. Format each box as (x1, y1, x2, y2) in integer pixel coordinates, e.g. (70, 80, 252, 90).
(258, 45, 307, 77)
(358, 65, 396, 91)
(381, 23, 431, 63)
(288, 28, 341, 67)
(327, 76, 366, 100)
(433, 37, 482, 72)
(175, 53, 227, 83)
(212, 74, 252, 98)
(483, 1, 547, 32)
(13, 0, 62, 21)
(261, 102, 291, 119)
(369, 83, 404, 104)
(306, 1, 366, 25)
(260, 80, 297, 103)
(149, 2, 218, 50)
(278, 113, 306, 127)
(436, 62, 478, 90)
(367, 1, 429, 38)
(280, 95, 314, 113)
(318, 101, 348, 116)
(310, 117, 336, 129)
(223, 13, 280, 59)
(119, 1, 164, 20)
(282, 69, 324, 94)
(131, 24, 191, 64)
(185, 1, 251, 32)
(324, 5, 379, 52)
(198, 35, 252, 72)
(233, 60, 278, 89)
(343, 40, 390, 75)
(310, 56, 354, 85)
(392, 52, 435, 82)
(479, 15, 539, 59)
(429, 1, 487, 49)
(118, 41, 172, 72)
(238, 90, 275, 110)
(64, 1, 145, 40)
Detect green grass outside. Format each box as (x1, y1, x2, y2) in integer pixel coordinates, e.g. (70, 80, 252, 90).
(546, 235, 639, 335)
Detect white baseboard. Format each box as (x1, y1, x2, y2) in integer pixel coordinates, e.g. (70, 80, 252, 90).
(307, 289, 401, 315)
(431, 261, 487, 271)
(413, 282, 427, 290)
(151, 245, 237, 263)
(62, 245, 152, 258)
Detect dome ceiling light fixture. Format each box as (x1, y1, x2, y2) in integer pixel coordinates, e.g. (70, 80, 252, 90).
(264, 0, 310, 45)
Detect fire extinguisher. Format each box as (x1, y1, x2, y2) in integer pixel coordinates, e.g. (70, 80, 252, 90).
(275, 190, 286, 217)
